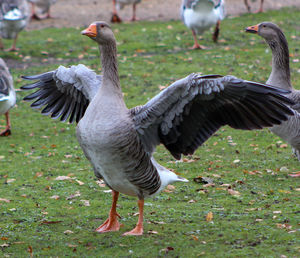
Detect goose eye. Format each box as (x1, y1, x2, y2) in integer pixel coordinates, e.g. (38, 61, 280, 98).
(100, 24, 105, 28)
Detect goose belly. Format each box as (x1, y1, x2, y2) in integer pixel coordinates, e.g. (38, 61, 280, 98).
(183, 9, 218, 34)
(76, 118, 145, 197)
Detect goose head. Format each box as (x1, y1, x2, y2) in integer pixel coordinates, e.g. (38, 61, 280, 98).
(245, 22, 286, 44)
(81, 21, 115, 45)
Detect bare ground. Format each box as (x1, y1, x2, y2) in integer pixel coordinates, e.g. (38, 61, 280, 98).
(27, 0, 300, 30)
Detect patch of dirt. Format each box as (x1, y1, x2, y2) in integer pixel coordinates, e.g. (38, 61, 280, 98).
(27, 0, 300, 30)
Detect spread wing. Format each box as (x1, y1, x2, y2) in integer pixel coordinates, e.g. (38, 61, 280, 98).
(21, 64, 102, 123)
(131, 73, 294, 159)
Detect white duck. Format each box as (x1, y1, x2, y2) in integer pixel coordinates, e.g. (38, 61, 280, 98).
(0, 0, 29, 51)
(0, 58, 15, 136)
(21, 21, 294, 235)
(181, 0, 225, 49)
(111, 0, 141, 23)
(28, 0, 57, 20)
(246, 22, 300, 169)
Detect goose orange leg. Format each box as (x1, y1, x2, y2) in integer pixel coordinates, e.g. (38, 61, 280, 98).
(123, 199, 144, 236)
(256, 0, 264, 13)
(0, 112, 11, 136)
(111, 0, 122, 23)
(95, 190, 121, 233)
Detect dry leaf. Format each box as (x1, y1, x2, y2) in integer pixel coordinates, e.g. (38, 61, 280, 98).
(6, 178, 16, 183)
(148, 230, 158, 234)
(40, 220, 62, 225)
(188, 199, 197, 203)
(55, 176, 72, 181)
(191, 235, 198, 241)
(273, 210, 282, 214)
(76, 180, 85, 185)
(1, 243, 9, 248)
(228, 189, 240, 196)
(50, 195, 60, 200)
(64, 230, 74, 235)
(66, 191, 81, 200)
(0, 198, 10, 203)
(206, 212, 213, 222)
(96, 180, 106, 187)
(80, 200, 90, 206)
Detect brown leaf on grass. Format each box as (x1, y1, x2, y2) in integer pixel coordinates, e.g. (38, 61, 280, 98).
(1, 237, 8, 240)
(66, 191, 81, 200)
(6, 178, 16, 183)
(35, 172, 43, 177)
(193, 176, 214, 184)
(76, 180, 85, 185)
(50, 195, 60, 200)
(96, 179, 106, 187)
(191, 235, 198, 241)
(0, 243, 9, 248)
(55, 176, 72, 181)
(0, 198, 10, 203)
(64, 230, 74, 235)
(276, 223, 292, 230)
(40, 220, 62, 225)
(148, 230, 158, 234)
(227, 189, 240, 196)
(28, 245, 33, 257)
(206, 212, 213, 222)
(80, 200, 90, 206)
(163, 184, 175, 193)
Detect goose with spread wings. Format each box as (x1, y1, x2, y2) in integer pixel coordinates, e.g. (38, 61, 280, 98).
(21, 21, 294, 236)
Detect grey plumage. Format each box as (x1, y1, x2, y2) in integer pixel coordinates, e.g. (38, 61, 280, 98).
(246, 22, 300, 161)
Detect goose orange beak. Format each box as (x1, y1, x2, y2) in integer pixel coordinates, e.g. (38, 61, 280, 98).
(245, 24, 259, 34)
(82, 24, 97, 37)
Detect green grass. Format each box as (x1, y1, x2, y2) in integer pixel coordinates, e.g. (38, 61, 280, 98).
(1, 7, 300, 257)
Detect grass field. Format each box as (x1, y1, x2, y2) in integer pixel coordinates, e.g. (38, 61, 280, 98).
(0, 8, 299, 257)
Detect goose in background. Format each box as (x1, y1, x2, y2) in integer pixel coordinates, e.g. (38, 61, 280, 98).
(244, 0, 264, 13)
(28, 0, 57, 20)
(246, 22, 300, 168)
(0, 0, 29, 51)
(0, 58, 15, 136)
(181, 0, 225, 49)
(21, 21, 294, 235)
(111, 0, 141, 23)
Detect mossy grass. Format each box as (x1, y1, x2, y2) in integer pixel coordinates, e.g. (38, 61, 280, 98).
(0, 7, 299, 257)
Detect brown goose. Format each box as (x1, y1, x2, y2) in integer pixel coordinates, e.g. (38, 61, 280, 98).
(0, 57, 15, 136)
(22, 21, 294, 235)
(246, 22, 300, 167)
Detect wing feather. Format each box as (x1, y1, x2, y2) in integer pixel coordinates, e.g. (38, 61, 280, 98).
(132, 73, 294, 159)
(21, 64, 101, 123)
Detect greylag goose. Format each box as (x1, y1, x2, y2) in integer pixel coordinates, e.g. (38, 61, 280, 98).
(181, 0, 225, 49)
(28, 0, 57, 20)
(0, 0, 29, 51)
(21, 21, 294, 235)
(111, 0, 141, 23)
(246, 22, 300, 166)
(0, 58, 15, 136)
(244, 0, 264, 13)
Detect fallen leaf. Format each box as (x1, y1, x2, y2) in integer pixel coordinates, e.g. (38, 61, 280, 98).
(40, 220, 62, 225)
(0, 198, 10, 203)
(66, 191, 81, 200)
(96, 180, 106, 187)
(80, 200, 90, 206)
(28, 245, 33, 257)
(273, 210, 282, 214)
(0, 243, 9, 248)
(6, 178, 16, 183)
(1, 237, 8, 240)
(64, 230, 74, 235)
(55, 176, 72, 181)
(191, 235, 198, 241)
(188, 199, 197, 203)
(148, 230, 158, 234)
(50, 195, 60, 200)
(228, 189, 240, 196)
(76, 180, 84, 186)
(206, 212, 213, 222)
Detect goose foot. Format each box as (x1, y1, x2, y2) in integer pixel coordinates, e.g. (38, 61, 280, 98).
(111, 13, 122, 23)
(95, 190, 121, 233)
(0, 128, 11, 136)
(190, 44, 205, 50)
(95, 213, 121, 233)
(122, 199, 144, 236)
